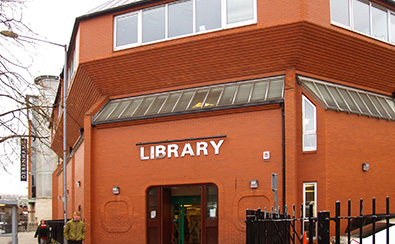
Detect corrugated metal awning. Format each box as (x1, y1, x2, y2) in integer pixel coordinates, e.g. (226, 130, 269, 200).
(299, 76, 395, 121)
(93, 76, 285, 125)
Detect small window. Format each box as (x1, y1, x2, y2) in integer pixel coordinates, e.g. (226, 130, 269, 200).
(303, 182, 317, 238)
(302, 96, 317, 152)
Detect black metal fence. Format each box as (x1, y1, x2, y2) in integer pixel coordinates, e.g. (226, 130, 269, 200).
(246, 197, 395, 244)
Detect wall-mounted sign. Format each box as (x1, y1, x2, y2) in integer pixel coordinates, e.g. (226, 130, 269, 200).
(20, 138, 27, 181)
(140, 139, 225, 160)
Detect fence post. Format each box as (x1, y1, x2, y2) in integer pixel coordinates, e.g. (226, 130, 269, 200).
(335, 201, 340, 244)
(309, 203, 314, 244)
(318, 211, 330, 244)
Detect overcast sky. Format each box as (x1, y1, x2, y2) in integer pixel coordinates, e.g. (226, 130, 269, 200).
(0, 0, 109, 195)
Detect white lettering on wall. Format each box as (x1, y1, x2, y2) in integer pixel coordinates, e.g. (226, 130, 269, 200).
(140, 139, 224, 160)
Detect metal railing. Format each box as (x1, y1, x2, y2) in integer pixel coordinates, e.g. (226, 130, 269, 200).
(246, 197, 395, 244)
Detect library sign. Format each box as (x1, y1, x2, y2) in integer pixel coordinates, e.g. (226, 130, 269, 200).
(138, 136, 226, 160)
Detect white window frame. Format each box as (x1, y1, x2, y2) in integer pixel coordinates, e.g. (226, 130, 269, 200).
(303, 182, 317, 238)
(114, 0, 257, 51)
(330, 0, 395, 45)
(302, 95, 317, 152)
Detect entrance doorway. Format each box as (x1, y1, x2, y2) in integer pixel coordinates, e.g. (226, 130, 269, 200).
(147, 184, 218, 244)
(171, 192, 201, 244)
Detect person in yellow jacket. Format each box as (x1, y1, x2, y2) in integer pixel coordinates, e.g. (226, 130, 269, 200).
(64, 211, 86, 244)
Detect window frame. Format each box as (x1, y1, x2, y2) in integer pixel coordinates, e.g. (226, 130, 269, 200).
(330, 0, 395, 44)
(114, 0, 257, 50)
(302, 95, 317, 152)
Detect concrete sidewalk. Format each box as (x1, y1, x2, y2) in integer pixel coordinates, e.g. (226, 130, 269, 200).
(0, 231, 37, 244)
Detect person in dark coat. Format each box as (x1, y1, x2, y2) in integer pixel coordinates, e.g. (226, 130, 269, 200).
(34, 219, 49, 244)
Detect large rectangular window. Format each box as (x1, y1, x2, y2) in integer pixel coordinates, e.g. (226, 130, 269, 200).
(114, 0, 257, 50)
(330, 0, 395, 44)
(302, 95, 317, 152)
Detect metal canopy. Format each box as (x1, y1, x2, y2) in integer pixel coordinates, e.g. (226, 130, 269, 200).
(93, 76, 285, 124)
(299, 76, 395, 121)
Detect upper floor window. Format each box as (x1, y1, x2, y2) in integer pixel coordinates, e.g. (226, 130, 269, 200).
(302, 95, 317, 152)
(114, 0, 257, 50)
(330, 0, 395, 44)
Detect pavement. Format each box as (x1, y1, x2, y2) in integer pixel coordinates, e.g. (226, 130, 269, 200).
(0, 231, 37, 244)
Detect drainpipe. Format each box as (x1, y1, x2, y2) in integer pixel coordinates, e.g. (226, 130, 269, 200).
(281, 102, 286, 211)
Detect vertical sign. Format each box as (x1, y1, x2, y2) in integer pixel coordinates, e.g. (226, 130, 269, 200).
(20, 138, 27, 181)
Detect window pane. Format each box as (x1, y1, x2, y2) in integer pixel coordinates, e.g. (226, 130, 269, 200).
(234, 83, 253, 104)
(316, 84, 338, 109)
(204, 87, 222, 107)
(160, 93, 181, 113)
(173, 91, 195, 111)
(378, 97, 395, 118)
(359, 93, 380, 116)
(218, 85, 237, 105)
(146, 95, 168, 115)
(303, 133, 317, 150)
(339, 89, 361, 113)
(143, 6, 165, 43)
(303, 80, 324, 101)
(250, 81, 268, 102)
(188, 89, 209, 109)
(96, 102, 118, 121)
(328, 86, 349, 111)
(267, 78, 284, 100)
(148, 188, 158, 220)
(369, 95, 390, 119)
(116, 14, 138, 47)
(304, 99, 315, 132)
(349, 91, 370, 114)
(207, 185, 218, 219)
(134, 97, 155, 116)
(330, 0, 350, 26)
(227, 0, 254, 24)
(169, 0, 193, 38)
(120, 98, 143, 118)
(390, 13, 395, 43)
(196, 0, 221, 32)
(107, 100, 132, 120)
(353, 0, 370, 35)
(372, 4, 388, 41)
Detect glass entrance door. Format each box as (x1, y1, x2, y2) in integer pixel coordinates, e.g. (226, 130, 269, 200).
(172, 196, 201, 244)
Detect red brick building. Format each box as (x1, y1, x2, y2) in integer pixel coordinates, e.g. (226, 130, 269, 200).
(50, 0, 395, 243)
